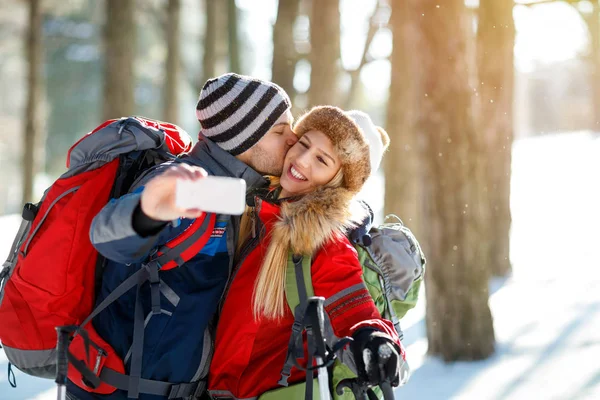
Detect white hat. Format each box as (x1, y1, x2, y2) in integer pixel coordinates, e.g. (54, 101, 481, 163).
(346, 110, 390, 173)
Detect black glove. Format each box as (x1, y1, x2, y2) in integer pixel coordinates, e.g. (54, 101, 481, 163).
(351, 329, 404, 387)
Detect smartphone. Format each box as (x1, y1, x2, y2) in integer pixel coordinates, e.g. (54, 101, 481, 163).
(175, 176, 247, 215)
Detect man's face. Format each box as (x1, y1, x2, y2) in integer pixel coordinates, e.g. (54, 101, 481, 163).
(247, 110, 298, 176)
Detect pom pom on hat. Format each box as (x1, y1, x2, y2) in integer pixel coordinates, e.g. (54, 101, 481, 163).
(346, 110, 390, 173)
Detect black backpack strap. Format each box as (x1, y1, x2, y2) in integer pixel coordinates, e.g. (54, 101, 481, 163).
(100, 367, 204, 399)
(278, 255, 310, 387)
(72, 214, 216, 398)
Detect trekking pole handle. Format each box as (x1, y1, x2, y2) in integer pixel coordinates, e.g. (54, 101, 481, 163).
(55, 326, 71, 386)
(305, 297, 327, 358)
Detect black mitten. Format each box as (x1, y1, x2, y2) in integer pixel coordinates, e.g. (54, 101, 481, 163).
(350, 329, 403, 387)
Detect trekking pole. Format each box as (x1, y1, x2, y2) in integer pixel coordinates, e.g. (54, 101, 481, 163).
(305, 297, 331, 400)
(55, 326, 71, 400)
(377, 342, 396, 400)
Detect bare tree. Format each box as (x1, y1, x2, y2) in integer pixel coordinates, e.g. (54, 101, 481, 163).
(164, 0, 181, 122)
(22, 0, 43, 204)
(272, 0, 300, 99)
(384, 0, 421, 235)
(308, 0, 341, 106)
(476, 0, 515, 277)
(103, 0, 135, 120)
(227, 0, 241, 73)
(345, 4, 381, 110)
(582, 2, 600, 127)
(409, 0, 495, 361)
(202, 0, 218, 87)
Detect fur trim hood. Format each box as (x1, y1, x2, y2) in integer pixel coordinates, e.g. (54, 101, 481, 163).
(260, 186, 367, 256)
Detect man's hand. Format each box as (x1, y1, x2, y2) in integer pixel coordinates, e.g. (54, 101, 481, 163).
(140, 164, 207, 221)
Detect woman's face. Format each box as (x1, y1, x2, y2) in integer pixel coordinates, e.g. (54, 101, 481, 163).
(280, 130, 341, 197)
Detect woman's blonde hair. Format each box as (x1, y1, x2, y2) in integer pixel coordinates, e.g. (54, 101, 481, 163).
(236, 168, 344, 321)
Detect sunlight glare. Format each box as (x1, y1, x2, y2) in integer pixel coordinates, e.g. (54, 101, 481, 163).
(514, 2, 589, 72)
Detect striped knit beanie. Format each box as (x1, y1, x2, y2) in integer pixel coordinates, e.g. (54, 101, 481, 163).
(195, 73, 292, 155)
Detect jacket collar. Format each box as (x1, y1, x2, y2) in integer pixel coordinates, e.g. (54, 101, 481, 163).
(258, 186, 367, 255)
(188, 134, 268, 191)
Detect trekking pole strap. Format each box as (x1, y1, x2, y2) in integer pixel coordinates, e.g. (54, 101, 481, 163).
(278, 311, 305, 386)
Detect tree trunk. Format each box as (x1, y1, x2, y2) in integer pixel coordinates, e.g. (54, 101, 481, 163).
(476, 0, 515, 277)
(409, 0, 495, 361)
(308, 0, 340, 106)
(22, 0, 42, 205)
(227, 0, 241, 74)
(272, 0, 300, 99)
(384, 0, 421, 236)
(585, 2, 600, 128)
(164, 0, 181, 122)
(202, 0, 217, 87)
(103, 0, 135, 120)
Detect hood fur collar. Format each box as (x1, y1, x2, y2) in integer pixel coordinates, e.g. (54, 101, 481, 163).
(264, 186, 367, 256)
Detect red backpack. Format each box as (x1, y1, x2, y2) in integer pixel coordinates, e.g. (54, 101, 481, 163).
(0, 117, 213, 397)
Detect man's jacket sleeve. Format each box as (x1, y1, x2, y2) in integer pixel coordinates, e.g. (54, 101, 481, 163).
(89, 190, 167, 264)
(89, 163, 206, 265)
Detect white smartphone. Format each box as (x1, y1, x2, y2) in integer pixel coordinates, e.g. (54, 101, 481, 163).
(175, 176, 247, 215)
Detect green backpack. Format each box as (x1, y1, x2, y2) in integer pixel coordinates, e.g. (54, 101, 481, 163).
(267, 216, 426, 400)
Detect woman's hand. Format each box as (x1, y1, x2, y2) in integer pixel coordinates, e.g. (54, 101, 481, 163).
(350, 329, 409, 388)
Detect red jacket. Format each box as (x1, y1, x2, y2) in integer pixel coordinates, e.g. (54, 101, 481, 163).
(208, 200, 401, 398)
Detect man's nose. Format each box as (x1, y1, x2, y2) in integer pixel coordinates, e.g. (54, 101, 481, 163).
(285, 128, 298, 146)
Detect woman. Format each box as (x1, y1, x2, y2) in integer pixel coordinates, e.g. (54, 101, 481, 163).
(208, 106, 405, 399)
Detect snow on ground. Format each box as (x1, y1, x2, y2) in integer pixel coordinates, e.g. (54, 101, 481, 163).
(0, 132, 599, 399)
(397, 131, 600, 400)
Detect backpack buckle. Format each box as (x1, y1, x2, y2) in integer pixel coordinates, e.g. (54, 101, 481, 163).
(145, 261, 162, 315)
(22, 203, 38, 222)
(277, 372, 291, 387)
(0, 265, 9, 280)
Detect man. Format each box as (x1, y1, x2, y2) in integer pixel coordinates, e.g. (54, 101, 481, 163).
(67, 73, 297, 400)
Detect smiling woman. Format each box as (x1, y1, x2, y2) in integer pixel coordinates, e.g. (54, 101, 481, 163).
(207, 106, 403, 400)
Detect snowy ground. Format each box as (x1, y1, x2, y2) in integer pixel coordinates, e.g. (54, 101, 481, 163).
(1, 132, 599, 400)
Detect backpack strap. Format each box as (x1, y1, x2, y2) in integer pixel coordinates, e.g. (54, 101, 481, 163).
(285, 253, 314, 318)
(278, 254, 313, 387)
(155, 212, 217, 271)
(72, 212, 217, 399)
(280, 255, 339, 400)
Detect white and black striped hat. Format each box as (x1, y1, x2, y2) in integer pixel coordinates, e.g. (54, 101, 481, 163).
(195, 73, 292, 155)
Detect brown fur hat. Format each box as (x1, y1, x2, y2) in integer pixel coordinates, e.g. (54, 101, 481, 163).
(293, 106, 371, 194)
